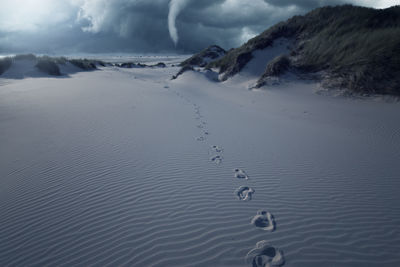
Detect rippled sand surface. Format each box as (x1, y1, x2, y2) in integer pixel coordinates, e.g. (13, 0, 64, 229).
(1, 65, 400, 266)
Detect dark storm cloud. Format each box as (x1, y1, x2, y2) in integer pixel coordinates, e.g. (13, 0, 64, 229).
(0, 0, 395, 54)
(263, 0, 347, 8)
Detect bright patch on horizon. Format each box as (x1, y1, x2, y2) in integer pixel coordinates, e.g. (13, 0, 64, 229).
(353, 0, 399, 9)
(0, 0, 72, 32)
(240, 27, 257, 44)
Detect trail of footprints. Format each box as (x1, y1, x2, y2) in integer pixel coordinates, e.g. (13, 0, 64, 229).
(210, 145, 223, 164)
(193, 105, 210, 142)
(233, 168, 283, 266)
(234, 168, 249, 180)
(246, 241, 285, 267)
(167, 84, 285, 266)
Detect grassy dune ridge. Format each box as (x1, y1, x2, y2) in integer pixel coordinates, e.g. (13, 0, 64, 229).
(208, 5, 400, 95)
(0, 54, 105, 76)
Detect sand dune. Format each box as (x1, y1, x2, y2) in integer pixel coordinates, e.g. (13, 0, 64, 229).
(0, 62, 400, 266)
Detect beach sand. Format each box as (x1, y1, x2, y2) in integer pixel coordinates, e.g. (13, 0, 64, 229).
(1, 61, 400, 266)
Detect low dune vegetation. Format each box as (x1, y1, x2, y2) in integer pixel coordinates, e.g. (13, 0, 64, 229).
(0, 54, 169, 78)
(180, 45, 226, 68)
(13, 54, 37, 61)
(69, 58, 104, 70)
(35, 58, 62, 76)
(0, 57, 12, 75)
(117, 62, 166, 68)
(0, 54, 106, 77)
(172, 45, 226, 79)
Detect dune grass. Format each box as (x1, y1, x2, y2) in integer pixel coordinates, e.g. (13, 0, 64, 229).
(209, 5, 400, 94)
(35, 59, 61, 76)
(69, 59, 98, 70)
(0, 54, 107, 77)
(180, 45, 226, 67)
(14, 54, 37, 61)
(0, 57, 12, 75)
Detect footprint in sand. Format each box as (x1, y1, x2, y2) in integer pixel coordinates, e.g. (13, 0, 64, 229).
(234, 168, 249, 180)
(235, 186, 254, 201)
(197, 124, 204, 129)
(251, 211, 275, 232)
(196, 136, 206, 141)
(209, 145, 223, 164)
(211, 145, 223, 153)
(210, 155, 223, 164)
(245, 241, 285, 267)
(204, 131, 210, 135)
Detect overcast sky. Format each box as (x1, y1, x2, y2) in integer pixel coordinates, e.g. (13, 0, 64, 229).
(0, 0, 397, 54)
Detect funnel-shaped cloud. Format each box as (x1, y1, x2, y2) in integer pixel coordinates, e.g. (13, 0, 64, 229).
(168, 0, 190, 46)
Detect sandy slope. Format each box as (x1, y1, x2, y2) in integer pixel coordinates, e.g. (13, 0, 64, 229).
(0, 64, 400, 266)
